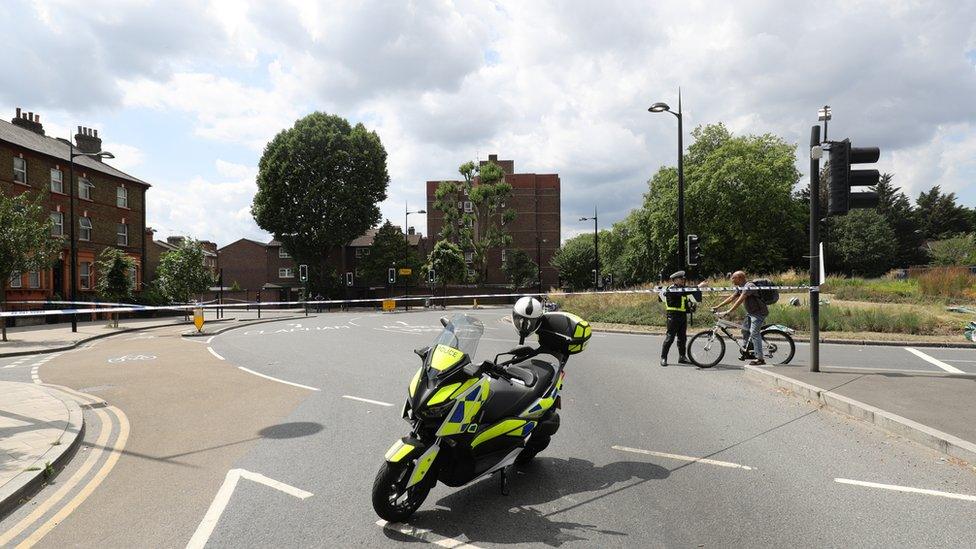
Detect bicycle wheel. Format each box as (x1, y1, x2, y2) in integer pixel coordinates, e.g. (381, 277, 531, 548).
(759, 329, 795, 364)
(687, 331, 725, 368)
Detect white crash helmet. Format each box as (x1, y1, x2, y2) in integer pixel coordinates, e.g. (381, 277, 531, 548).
(512, 296, 544, 341)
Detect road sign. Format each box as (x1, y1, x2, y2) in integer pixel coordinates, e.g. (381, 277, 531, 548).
(299, 264, 308, 282)
(382, 299, 396, 312)
(193, 307, 204, 332)
(398, 268, 412, 276)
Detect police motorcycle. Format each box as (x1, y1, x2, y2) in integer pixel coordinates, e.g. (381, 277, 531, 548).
(372, 297, 592, 522)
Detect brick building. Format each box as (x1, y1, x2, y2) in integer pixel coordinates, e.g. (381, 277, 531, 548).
(426, 154, 560, 288)
(144, 231, 218, 284)
(1, 108, 150, 304)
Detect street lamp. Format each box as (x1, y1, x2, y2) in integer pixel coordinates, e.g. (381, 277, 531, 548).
(67, 142, 114, 332)
(818, 105, 831, 141)
(648, 89, 686, 272)
(579, 207, 599, 289)
(404, 203, 425, 310)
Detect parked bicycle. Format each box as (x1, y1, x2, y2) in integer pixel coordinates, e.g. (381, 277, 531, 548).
(686, 313, 796, 368)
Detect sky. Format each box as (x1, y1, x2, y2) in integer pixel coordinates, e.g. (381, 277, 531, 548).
(2, 0, 975, 246)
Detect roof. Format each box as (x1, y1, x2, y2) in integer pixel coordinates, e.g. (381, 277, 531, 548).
(349, 227, 423, 247)
(0, 119, 149, 186)
(218, 238, 268, 251)
(152, 238, 217, 257)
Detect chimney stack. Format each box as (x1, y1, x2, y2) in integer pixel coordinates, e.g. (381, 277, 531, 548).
(74, 125, 103, 158)
(11, 107, 45, 135)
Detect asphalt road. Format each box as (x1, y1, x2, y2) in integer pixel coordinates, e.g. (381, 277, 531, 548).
(1, 309, 975, 547)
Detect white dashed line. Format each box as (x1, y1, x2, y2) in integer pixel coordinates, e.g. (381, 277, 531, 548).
(207, 347, 225, 361)
(611, 445, 754, 470)
(835, 478, 976, 502)
(31, 365, 41, 384)
(236, 367, 320, 391)
(376, 520, 482, 548)
(341, 395, 393, 407)
(904, 347, 964, 374)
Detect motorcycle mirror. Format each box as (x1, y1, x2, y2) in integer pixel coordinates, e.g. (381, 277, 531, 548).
(413, 346, 431, 360)
(440, 316, 449, 327)
(462, 361, 481, 377)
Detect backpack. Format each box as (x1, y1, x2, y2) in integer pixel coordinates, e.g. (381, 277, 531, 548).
(752, 279, 779, 305)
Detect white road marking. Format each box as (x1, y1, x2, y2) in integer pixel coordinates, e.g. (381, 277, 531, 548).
(236, 366, 320, 391)
(904, 347, 964, 374)
(611, 445, 753, 470)
(834, 478, 976, 502)
(187, 469, 313, 549)
(205, 335, 215, 344)
(30, 365, 41, 384)
(376, 520, 482, 548)
(342, 395, 393, 407)
(207, 347, 225, 361)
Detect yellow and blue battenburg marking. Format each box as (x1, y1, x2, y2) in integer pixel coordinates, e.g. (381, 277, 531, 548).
(470, 419, 538, 448)
(435, 377, 490, 436)
(520, 371, 565, 419)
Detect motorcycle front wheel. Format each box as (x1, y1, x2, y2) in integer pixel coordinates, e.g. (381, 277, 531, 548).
(372, 460, 433, 523)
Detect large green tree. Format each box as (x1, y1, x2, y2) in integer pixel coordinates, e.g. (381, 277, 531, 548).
(551, 235, 595, 290)
(874, 174, 927, 267)
(915, 186, 973, 240)
(360, 220, 421, 286)
(252, 112, 389, 294)
(502, 249, 539, 290)
(829, 210, 898, 277)
(0, 192, 61, 340)
(432, 161, 516, 285)
(641, 123, 805, 278)
(423, 239, 467, 292)
(155, 238, 214, 304)
(927, 234, 976, 266)
(96, 247, 136, 327)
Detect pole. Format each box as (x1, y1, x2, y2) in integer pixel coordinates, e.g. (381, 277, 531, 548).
(403, 203, 409, 312)
(809, 125, 821, 373)
(218, 268, 224, 319)
(68, 144, 78, 332)
(593, 206, 600, 289)
(676, 90, 686, 272)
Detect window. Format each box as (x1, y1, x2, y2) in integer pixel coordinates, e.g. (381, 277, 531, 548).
(79, 217, 92, 241)
(465, 251, 473, 264)
(13, 157, 27, 184)
(117, 223, 128, 246)
(9, 271, 22, 288)
(278, 248, 291, 258)
(79, 178, 93, 200)
(51, 212, 64, 236)
(354, 248, 371, 258)
(463, 201, 473, 213)
(28, 271, 40, 288)
(50, 168, 63, 193)
(117, 186, 128, 208)
(279, 267, 294, 278)
(79, 262, 92, 290)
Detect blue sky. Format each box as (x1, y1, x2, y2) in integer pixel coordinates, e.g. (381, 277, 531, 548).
(2, 0, 975, 246)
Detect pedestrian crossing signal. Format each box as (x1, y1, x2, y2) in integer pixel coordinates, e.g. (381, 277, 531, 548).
(388, 267, 396, 285)
(427, 269, 436, 284)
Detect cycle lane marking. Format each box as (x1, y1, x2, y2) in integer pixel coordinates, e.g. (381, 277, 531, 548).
(341, 395, 393, 407)
(904, 347, 964, 374)
(611, 445, 753, 470)
(834, 478, 976, 503)
(376, 520, 482, 549)
(207, 347, 225, 361)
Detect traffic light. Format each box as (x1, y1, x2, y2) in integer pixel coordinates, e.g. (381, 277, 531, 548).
(427, 269, 436, 284)
(388, 267, 396, 285)
(687, 234, 701, 266)
(827, 139, 880, 215)
(345, 272, 353, 287)
(299, 264, 308, 282)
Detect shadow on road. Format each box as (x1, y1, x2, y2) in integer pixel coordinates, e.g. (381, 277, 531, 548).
(386, 457, 667, 546)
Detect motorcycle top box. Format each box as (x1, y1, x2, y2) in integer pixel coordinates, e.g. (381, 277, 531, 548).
(372, 305, 591, 522)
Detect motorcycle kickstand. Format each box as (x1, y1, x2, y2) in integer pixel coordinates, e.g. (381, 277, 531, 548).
(499, 465, 512, 496)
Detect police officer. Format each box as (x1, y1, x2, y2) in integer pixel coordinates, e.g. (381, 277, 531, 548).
(660, 271, 705, 366)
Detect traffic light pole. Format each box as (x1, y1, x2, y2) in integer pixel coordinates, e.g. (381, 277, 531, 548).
(809, 125, 821, 373)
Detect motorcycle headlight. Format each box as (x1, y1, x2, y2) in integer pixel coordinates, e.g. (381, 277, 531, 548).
(419, 400, 455, 419)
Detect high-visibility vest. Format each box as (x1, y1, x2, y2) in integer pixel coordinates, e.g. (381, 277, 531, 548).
(665, 294, 688, 312)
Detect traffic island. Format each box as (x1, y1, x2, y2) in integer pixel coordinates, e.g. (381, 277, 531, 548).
(745, 364, 976, 467)
(0, 381, 85, 518)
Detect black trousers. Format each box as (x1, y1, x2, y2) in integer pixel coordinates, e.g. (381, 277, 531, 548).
(661, 313, 688, 359)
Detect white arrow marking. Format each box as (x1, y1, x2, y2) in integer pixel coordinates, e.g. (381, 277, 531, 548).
(187, 469, 313, 549)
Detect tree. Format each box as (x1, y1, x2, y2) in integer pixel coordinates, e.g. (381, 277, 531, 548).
(423, 239, 467, 292)
(155, 238, 215, 304)
(829, 210, 898, 277)
(252, 112, 389, 295)
(551, 235, 595, 290)
(360, 220, 421, 286)
(0, 192, 60, 341)
(873, 174, 927, 267)
(927, 234, 976, 266)
(915, 186, 973, 240)
(432, 161, 516, 285)
(502, 249, 538, 290)
(95, 247, 135, 327)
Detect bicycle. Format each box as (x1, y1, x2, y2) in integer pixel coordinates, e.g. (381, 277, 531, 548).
(686, 313, 796, 368)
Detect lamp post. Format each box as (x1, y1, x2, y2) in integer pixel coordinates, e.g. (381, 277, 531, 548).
(579, 207, 599, 289)
(649, 90, 686, 272)
(67, 142, 114, 332)
(404, 203, 425, 311)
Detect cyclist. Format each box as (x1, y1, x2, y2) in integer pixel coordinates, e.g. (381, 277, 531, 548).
(659, 270, 706, 366)
(712, 271, 768, 365)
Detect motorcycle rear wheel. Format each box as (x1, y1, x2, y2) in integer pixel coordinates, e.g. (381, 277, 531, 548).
(372, 460, 433, 523)
(516, 434, 551, 465)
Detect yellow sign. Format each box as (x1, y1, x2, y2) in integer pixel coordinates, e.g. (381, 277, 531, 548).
(193, 307, 205, 332)
(382, 299, 396, 312)
(398, 268, 413, 276)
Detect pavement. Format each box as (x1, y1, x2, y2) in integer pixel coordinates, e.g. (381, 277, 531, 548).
(0, 308, 974, 547)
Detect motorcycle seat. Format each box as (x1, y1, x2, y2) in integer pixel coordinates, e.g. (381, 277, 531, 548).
(504, 359, 556, 390)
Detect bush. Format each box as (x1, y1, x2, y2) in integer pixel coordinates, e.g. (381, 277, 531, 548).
(917, 267, 976, 300)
